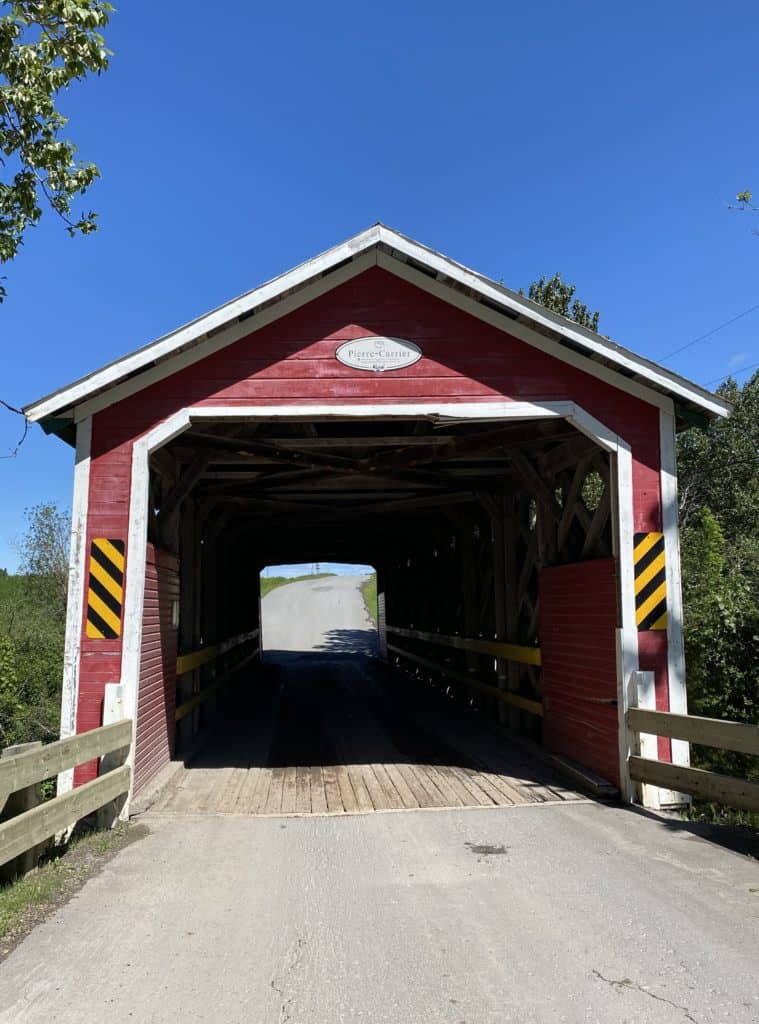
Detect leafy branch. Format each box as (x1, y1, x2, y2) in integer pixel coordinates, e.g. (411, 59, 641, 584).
(0, 0, 113, 301)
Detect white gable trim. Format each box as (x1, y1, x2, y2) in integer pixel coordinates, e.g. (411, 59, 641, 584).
(376, 252, 673, 413)
(70, 250, 378, 423)
(23, 223, 730, 424)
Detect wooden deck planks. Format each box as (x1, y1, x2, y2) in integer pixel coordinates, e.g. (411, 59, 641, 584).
(158, 752, 585, 816)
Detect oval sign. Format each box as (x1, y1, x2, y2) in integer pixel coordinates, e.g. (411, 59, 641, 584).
(336, 336, 422, 373)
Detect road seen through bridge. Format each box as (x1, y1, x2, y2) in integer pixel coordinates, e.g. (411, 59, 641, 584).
(0, 577, 757, 1023)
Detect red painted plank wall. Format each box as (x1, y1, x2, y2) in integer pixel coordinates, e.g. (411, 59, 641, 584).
(75, 266, 670, 780)
(540, 558, 620, 786)
(133, 545, 179, 795)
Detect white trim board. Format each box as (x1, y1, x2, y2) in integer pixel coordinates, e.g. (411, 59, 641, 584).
(56, 416, 92, 798)
(659, 408, 690, 774)
(23, 224, 731, 425)
(117, 399, 641, 812)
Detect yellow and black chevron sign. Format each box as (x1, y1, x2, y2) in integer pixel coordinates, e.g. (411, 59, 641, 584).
(633, 531, 667, 631)
(86, 539, 125, 640)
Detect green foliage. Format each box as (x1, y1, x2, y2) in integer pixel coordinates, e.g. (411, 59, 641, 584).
(677, 373, 759, 794)
(0, 503, 69, 748)
(259, 572, 335, 598)
(525, 272, 600, 332)
(360, 573, 378, 626)
(0, 1, 112, 298)
(581, 470, 604, 512)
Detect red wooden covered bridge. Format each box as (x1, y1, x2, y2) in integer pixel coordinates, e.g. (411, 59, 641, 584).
(23, 224, 730, 815)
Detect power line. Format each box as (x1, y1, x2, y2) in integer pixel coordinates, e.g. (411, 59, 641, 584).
(659, 301, 759, 361)
(705, 359, 759, 386)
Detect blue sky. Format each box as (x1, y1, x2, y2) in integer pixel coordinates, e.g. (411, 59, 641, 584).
(1, 1, 757, 570)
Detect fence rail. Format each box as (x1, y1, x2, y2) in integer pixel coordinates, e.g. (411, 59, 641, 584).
(386, 625, 542, 666)
(175, 628, 260, 677)
(627, 705, 759, 813)
(174, 629, 261, 721)
(386, 640, 543, 718)
(0, 719, 132, 873)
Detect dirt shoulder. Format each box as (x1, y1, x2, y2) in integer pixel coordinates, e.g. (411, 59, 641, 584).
(0, 821, 149, 961)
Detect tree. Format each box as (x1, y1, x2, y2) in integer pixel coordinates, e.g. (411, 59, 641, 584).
(524, 272, 600, 332)
(527, 275, 758, 812)
(0, 502, 70, 746)
(0, 1, 112, 300)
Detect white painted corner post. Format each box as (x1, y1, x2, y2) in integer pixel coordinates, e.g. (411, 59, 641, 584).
(629, 669, 661, 810)
(57, 416, 92, 798)
(659, 408, 689, 768)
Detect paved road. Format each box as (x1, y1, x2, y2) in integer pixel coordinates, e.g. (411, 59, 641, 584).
(2, 578, 758, 1022)
(261, 574, 377, 654)
(1, 802, 757, 1023)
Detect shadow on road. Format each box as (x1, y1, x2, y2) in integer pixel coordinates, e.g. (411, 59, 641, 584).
(315, 627, 378, 656)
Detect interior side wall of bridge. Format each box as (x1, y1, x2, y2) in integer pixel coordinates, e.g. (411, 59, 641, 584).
(59, 267, 686, 802)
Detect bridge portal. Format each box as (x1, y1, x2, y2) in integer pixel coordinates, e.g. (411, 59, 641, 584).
(23, 225, 729, 812)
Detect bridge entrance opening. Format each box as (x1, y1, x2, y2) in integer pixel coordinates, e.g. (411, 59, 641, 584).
(259, 563, 379, 657)
(144, 412, 617, 815)
(29, 228, 716, 814)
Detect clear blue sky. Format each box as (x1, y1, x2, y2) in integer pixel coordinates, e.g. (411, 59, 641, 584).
(1, 1, 757, 570)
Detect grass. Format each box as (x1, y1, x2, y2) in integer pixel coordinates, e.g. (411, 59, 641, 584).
(361, 573, 378, 625)
(259, 572, 336, 598)
(0, 821, 145, 958)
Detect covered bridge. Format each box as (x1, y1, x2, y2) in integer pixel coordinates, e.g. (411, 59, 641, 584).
(24, 224, 729, 812)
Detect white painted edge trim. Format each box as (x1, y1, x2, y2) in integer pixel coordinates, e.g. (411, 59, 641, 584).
(25, 227, 384, 421)
(374, 228, 730, 418)
(377, 252, 674, 414)
(660, 408, 690, 770)
(56, 416, 92, 798)
(24, 223, 730, 423)
(120, 411, 192, 815)
(613, 441, 638, 803)
(71, 251, 378, 423)
(631, 669, 661, 810)
(118, 399, 639, 811)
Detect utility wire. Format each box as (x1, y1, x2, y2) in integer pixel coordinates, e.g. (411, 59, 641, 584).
(659, 301, 759, 361)
(705, 360, 759, 387)
(0, 398, 28, 459)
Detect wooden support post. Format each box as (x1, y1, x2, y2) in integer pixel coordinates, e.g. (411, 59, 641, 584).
(503, 492, 521, 729)
(178, 498, 196, 748)
(491, 491, 509, 724)
(0, 742, 43, 881)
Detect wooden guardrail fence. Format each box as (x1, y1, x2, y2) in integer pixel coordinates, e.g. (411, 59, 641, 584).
(0, 719, 132, 875)
(386, 625, 543, 717)
(628, 707, 759, 812)
(174, 628, 260, 721)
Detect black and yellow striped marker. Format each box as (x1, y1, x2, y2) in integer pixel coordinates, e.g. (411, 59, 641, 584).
(633, 531, 667, 631)
(86, 539, 125, 639)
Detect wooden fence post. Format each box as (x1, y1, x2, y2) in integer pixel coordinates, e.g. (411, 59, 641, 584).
(0, 741, 44, 881)
(630, 669, 661, 810)
(96, 685, 130, 830)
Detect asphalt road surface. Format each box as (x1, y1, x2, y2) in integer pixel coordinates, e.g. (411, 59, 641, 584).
(1, 578, 757, 1023)
(1, 803, 757, 1023)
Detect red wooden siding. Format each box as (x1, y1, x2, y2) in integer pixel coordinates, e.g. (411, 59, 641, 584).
(73, 266, 671, 781)
(133, 545, 179, 794)
(540, 558, 620, 786)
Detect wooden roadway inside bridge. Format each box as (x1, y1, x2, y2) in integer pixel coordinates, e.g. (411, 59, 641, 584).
(152, 651, 589, 816)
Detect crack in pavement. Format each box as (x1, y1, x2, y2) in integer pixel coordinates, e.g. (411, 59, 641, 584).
(270, 936, 307, 1024)
(592, 969, 700, 1023)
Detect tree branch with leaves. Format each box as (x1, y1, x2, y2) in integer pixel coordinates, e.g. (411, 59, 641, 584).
(0, 1, 112, 454)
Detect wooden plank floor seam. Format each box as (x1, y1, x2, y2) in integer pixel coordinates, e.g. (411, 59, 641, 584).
(152, 656, 591, 817)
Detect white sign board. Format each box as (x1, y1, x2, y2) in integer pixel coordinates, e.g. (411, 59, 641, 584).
(335, 336, 422, 373)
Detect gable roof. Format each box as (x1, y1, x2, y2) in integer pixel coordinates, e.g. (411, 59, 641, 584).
(24, 223, 731, 435)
